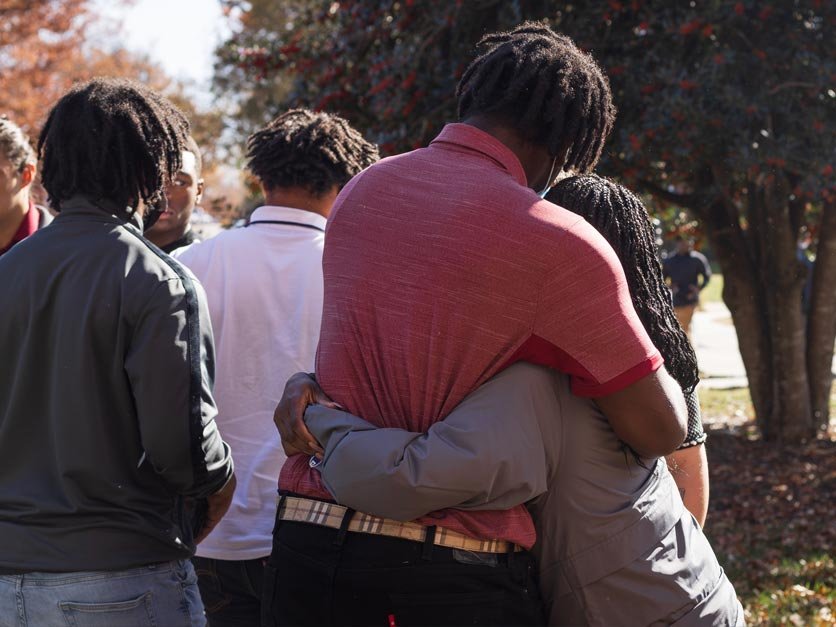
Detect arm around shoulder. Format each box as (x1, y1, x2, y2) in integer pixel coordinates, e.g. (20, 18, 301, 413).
(534, 221, 687, 457)
(594, 365, 688, 458)
(304, 364, 554, 520)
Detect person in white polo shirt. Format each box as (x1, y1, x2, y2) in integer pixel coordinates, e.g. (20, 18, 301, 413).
(177, 109, 378, 627)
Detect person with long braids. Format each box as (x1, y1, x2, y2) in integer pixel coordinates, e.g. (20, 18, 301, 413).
(270, 22, 688, 626)
(277, 176, 742, 625)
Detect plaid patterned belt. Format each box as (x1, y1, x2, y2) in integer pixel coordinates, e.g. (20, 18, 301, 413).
(278, 496, 522, 554)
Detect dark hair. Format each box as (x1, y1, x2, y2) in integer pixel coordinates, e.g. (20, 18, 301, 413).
(246, 108, 379, 196)
(456, 21, 616, 173)
(37, 78, 189, 211)
(0, 117, 36, 172)
(183, 136, 203, 178)
(548, 175, 699, 393)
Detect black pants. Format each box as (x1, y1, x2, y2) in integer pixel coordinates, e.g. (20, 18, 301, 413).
(192, 555, 267, 627)
(262, 520, 545, 627)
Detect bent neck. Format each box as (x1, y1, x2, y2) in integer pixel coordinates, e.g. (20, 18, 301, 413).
(263, 186, 337, 219)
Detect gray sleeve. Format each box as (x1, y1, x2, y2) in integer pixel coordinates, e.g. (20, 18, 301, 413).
(305, 363, 555, 521)
(124, 278, 233, 498)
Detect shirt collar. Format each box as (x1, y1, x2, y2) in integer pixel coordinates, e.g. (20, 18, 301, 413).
(429, 123, 528, 187)
(160, 229, 196, 254)
(56, 195, 144, 231)
(0, 201, 40, 255)
(248, 205, 327, 231)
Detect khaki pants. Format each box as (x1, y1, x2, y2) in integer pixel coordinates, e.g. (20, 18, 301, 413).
(675, 304, 697, 335)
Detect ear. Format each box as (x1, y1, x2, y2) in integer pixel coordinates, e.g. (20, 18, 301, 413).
(19, 163, 35, 188)
(196, 178, 205, 204)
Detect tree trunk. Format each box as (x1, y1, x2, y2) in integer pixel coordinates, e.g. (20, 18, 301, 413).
(695, 199, 774, 431)
(691, 176, 813, 442)
(807, 199, 836, 432)
(757, 175, 813, 442)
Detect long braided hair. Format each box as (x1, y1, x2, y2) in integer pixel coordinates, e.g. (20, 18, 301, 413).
(548, 175, 699, 394)
(456, 21, 616, 173)
(38, 78, 189, 212)
(247, 108, 379, 196)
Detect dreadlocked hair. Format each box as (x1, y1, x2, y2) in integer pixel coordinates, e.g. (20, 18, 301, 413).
(37, 78, 189, 212)
(456, 21, 616, 173)
(246, 108, 379, 196)
(548, 175, 699, 394)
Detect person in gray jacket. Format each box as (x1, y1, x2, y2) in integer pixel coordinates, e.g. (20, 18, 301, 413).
(0, 79, 235, 627)
(277, 176, 742, 625)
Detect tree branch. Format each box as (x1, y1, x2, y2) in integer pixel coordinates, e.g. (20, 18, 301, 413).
(634, 178, 701, 211)
(768, 81, 817, 95)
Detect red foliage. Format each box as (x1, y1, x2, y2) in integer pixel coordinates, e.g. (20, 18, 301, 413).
(679, 19, 702, 35)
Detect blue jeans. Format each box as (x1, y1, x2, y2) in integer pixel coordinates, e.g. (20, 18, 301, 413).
(0, 560, 205, 627)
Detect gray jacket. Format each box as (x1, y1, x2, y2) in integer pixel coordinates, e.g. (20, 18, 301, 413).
(305, 363, 742, 626)
(0, 197, 233, 573)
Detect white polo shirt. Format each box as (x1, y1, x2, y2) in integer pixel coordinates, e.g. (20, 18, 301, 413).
(178, 205, 326, 560)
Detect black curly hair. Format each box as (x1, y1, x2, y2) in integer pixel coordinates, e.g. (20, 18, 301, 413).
(246, 108, 379, 196)
(456, 21, 616, 173)
(37, 78, 190, 212)
(0, 117, 36, 172)
(548, 175, 699, 394)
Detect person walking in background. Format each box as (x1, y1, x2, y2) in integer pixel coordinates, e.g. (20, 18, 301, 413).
(663, 235, 712, 334)
(145, 135, 205, 255)
(0, 78, 235, 627)
(178, 109, 377, 627)
(0, 117, 51, 256)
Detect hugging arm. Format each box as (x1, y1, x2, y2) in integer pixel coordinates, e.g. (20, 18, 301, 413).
(300, 365, 555, 521)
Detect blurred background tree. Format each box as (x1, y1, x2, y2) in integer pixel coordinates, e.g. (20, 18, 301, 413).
(0, 0, 234, 220)
(216, 0, 834, 443)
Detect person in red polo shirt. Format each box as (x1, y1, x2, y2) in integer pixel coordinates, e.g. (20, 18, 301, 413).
(0, 117, 51, 257)
(269, 22, 687, 627)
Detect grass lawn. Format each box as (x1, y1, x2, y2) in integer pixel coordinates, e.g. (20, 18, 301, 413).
(701, 272, 724, 304)
(699, 387, 835, 625)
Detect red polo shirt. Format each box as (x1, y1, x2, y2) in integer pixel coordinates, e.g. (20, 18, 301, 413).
(0, 203, 39, 257)
(280, 123, 663, 548)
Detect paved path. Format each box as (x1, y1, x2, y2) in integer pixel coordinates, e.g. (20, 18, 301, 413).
(692, 301, 836, 389)
(691, 302, 748, 389)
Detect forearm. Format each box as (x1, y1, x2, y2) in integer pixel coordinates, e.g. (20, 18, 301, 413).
(305, 364, 554, 521)
(666, 444, 709, 526)
(307, 404, 547, 521)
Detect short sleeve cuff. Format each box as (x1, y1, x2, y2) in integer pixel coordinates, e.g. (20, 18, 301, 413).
(571, 352, 664, 398)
